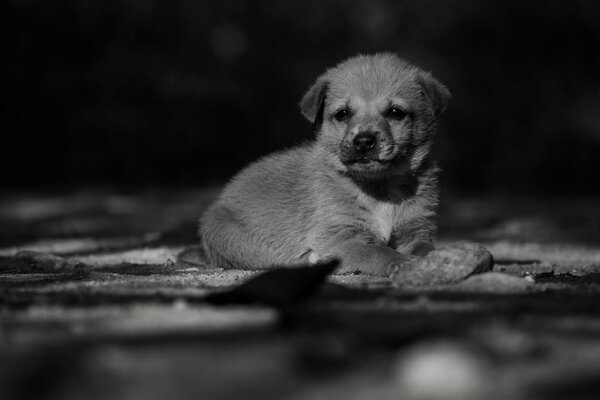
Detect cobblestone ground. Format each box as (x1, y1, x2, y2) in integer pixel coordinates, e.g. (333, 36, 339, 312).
(1, 189, 600, 400)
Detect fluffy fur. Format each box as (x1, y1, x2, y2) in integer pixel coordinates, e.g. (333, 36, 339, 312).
(200, 53, 451, 275)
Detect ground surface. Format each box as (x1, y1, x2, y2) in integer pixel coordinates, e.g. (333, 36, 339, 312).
(1, 189, 600, 400)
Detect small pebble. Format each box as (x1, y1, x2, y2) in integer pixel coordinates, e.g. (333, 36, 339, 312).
(393, 242, 493, 287)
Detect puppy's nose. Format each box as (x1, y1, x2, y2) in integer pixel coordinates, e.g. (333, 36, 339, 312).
(352, 132, 377, 153)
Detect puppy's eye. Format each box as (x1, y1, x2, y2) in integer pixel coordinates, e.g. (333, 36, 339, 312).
(333, 108, 350, 122)
(386, 106, 408, 121)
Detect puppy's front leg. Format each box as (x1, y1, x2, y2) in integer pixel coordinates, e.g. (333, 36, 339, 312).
(316, 239, 410, 276)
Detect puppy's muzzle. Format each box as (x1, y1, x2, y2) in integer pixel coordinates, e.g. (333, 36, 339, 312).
(352, 131, 377, 154)
(340, 129, 381, 164)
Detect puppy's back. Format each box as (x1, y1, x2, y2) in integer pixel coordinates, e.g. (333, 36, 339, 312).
(200, 144, 316, 268)
(220, 144, 313, 213)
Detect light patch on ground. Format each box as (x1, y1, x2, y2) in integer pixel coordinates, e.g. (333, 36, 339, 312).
(74, 247, 184, 266)
(0, 238, 103, 256)
(485, 241, 600, 270)
(0, 236, 158, 257)
(7, 304, 277, 347)
(329, 274, 392, 288)
(99, 305, 276, 336)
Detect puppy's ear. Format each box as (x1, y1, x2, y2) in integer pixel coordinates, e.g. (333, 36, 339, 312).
(299, 77, 328, 123)
(417, 72, 452, 116)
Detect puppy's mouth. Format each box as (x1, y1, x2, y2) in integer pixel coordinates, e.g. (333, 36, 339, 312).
(341, 150, 403, 166)
(339, 150, 410, 178)
(338, 139, 409, 177)
(340, 148, 395, 166)
(346, 157, 389, 165)
(339, 140, 403, 167)
(341, 156, 396, 177)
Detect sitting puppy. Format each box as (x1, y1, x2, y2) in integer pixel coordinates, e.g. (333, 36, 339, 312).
(200, 53, 451, 276)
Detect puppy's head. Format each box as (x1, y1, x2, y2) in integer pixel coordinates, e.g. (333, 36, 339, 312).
(300, 53, 450, 180)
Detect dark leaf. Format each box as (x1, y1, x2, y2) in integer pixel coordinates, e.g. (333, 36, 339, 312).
(205, 259, 340, 308)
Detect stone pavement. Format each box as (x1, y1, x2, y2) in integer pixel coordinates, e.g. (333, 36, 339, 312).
(1, 189, 600, 400)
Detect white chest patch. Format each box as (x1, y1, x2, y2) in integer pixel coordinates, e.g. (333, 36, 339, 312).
(370, 202, 398, 242)
(358, 193, 398, 242)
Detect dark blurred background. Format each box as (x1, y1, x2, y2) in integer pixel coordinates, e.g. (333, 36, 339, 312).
(3, 0, 600, 194)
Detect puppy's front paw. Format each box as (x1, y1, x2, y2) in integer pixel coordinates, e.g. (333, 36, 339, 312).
(384, 254, 420, 276)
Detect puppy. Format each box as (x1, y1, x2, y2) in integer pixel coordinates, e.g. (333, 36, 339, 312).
(200, 53, 451, 276)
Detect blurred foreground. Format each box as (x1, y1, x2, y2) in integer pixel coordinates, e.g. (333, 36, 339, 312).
(1, 188, 600, 400)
